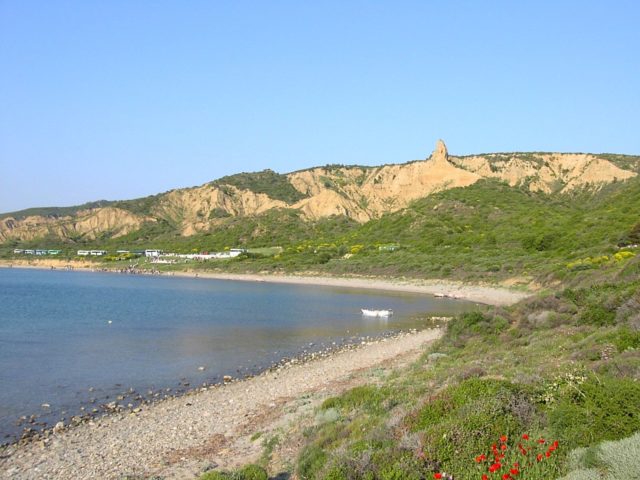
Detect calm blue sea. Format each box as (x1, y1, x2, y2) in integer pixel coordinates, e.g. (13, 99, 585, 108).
(0, 268, 475, 441)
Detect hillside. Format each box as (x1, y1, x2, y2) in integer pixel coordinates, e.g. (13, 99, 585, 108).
(1, 141, 638, 246)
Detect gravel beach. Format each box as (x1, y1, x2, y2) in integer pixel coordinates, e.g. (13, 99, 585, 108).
(1, 328, 443, 479)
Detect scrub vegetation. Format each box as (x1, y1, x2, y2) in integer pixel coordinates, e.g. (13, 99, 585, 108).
(198, 270, 640, 479)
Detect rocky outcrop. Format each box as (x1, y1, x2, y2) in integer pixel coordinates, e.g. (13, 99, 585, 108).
(287, 140, 481, 220)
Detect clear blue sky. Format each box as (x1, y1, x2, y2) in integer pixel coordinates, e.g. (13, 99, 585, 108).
(1, 1, 639, 212)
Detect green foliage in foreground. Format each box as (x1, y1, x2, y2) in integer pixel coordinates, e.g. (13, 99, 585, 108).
(292, 278, 640, 480)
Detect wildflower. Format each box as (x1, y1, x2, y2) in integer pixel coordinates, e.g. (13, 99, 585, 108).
(537, 438, 545, 444)
(502, 474, 512, 480)
(536, 454, 543, 462)
(489, 462, 502, 473)
(500, 435, 508, 443)
(482, 475, 489, 480)
(500, 444, 507, 451)
(434, 473, 442, 479)
(521, 434, 529, 440)
(545, 451, 551, 458)
(510, 468, 520, 475)
(475, 454, 487, 463)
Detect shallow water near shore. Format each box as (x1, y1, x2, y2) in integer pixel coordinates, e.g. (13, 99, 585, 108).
(0, 268, 476, 441)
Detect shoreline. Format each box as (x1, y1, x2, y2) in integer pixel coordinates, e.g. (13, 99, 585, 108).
(1, 261, 532, 306)
(1, 327, 444, 479)
(1, 326, 436, 446)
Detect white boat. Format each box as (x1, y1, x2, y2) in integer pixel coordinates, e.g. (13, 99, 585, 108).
(361, 308, 393, 317)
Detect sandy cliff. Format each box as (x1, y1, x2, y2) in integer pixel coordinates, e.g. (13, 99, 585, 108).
(0, 207, 151, 243)
(2, 141, 637, 243)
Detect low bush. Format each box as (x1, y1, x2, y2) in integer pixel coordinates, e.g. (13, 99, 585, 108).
(548, 374, 640, 448)
(444, 312, 509, 342)
(321, 385, 388, 415)
(200, 464, 268, 480)
(406, 378, 544, 475)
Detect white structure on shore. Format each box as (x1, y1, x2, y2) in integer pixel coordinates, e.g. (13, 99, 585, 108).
(162, 248, 246, 261)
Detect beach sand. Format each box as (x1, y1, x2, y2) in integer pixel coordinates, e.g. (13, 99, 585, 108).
(179, 272, 531, 306)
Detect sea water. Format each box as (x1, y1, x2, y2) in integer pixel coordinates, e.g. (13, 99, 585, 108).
(0, 268, 475, 440)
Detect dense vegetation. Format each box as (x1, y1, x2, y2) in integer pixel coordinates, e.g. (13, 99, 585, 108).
(206, 264, 640, 479)
(213, 169, 309, 204)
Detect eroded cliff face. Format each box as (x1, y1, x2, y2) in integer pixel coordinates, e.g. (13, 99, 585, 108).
(2, 141, 637, 243)
(287, 140, 481, 221)
(0, 207, 151, 243)
(154, 184, 288, 236)
(450, 152, 636, 193)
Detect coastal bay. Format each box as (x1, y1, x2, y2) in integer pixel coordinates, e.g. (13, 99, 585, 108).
(0, 268, 500, 478)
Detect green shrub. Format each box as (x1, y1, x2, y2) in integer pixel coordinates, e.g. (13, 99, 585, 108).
(297, 444, 328, 480)
(445, 311, 509, 341)
(578, 304, 616, 326)
(199, 464, 268, 480)
(611, 327, 640, 352)
(407, 378, 542, 475)
(549, 374, 640, 448)
(321, 385, 387, 414)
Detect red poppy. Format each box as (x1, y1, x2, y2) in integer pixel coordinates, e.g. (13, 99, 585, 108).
(489, 463, 501, 473)
(521, 434, 529, 440)
(538, 438, 545, 444)
(434, 473, 442, 479)
(502, 474, 512, 480)
(536, 454, 543, 462)
(482, 475, 489, 480)
(513, 462, 519, 468)
(476, 454, 487, 463)
(545, 451, 551, 458)
(500, 435, 508, 442)
(500, 444, 507, 451)
(510, 468, 519, 475)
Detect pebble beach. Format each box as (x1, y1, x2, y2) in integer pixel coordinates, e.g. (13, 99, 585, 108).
(1, 328, 443, 479)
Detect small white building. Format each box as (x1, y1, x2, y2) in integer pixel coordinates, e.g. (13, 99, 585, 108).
(77, 250, 90, 256)
(90, 250, 107, 256)
(145, 249, 162, 257)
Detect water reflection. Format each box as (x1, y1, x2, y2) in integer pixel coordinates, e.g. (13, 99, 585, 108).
(0, 268, 477, 439)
